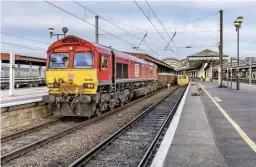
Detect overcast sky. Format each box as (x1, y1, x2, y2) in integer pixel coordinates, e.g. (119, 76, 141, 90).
(1, 0, 256, 60)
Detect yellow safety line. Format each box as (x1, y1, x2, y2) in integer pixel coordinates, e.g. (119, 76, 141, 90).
(199, 83, 256, 153)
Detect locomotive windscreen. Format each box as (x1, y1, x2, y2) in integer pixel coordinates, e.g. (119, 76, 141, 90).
(73, 52, 94, 68)
(49, 53, 69, 68)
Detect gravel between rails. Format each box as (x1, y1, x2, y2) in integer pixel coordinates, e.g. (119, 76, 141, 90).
(3, 88, 174, 167)
(1, 117, 59, 138)
(81, 87, 185, 167)
(1, 121, 80, 156)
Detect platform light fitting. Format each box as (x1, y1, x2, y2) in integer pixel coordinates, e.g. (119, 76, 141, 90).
(233, 16, 244, 90)
(48, 28, 54, 37)
(236, 16, 244, 23)
(62, 27, 68, 34)
(48, 27, 68, 40)
(233, 21, 240, 27)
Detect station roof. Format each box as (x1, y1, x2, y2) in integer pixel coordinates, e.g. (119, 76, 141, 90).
(1, 53, 46, 66)
(181, 49, 229, 71)
(123, 52, 174, 70)
(223, 57, 256, 69)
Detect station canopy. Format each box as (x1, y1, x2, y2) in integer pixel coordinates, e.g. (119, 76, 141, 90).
(164, 49, 229, 71)
(1, 53, 46, 66)
(186, 49, 229, 70)
(224, 57, 256, 69)
(123, 52, 175, 72)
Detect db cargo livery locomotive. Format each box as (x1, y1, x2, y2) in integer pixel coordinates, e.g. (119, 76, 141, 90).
(43, 35, 161, 117)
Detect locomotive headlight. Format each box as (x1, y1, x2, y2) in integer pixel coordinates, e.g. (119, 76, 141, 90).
(59, 78, 64, 83)
(88, 83, 94, 88)
(83, 83, 94, 89)
(48, 83, 59, 88)
(48, 83, 53, 88)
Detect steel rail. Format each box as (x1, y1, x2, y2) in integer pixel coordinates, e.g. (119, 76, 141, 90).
(1, 119, 60, 143)
(138, 86, 186, 167)
(68, 86, 185, 167)
(1, 87, 171, 164)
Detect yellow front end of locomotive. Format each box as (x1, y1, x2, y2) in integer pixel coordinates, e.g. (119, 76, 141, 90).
(46, 69, 98, 95)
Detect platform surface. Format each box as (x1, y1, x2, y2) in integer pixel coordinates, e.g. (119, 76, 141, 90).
(162, 84, 227, 167)
(0, 87, 48, 106)
(153, 81, 256, 167)
(200, 81, 256, 167)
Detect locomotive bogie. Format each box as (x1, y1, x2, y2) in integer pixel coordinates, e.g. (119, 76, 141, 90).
(44, 80, 156, 116)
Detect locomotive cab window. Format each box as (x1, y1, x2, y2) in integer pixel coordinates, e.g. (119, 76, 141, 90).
(102, 55, 108, 69)
(74, 52, 94, 68)
(49, 52, 69, 68)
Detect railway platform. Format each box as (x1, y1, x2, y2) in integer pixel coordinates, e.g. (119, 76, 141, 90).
(0, 87, 47, 107)
(1, 87, 49, 129)
(151, 81, 256, 167)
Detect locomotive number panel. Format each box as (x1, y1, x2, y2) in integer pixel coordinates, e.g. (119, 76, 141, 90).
(135, 64, 140, 77)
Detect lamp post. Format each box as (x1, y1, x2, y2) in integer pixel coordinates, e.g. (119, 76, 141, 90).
(230, 57, 233, 88)
(217, 41, 223, 87)
(48, 27, 68, 40)
(233, 16, 244, 90)
(249, 57, 252, 85)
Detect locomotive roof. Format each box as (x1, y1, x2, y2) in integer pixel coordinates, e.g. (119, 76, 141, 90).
(94, 43, 156, 66)
(48, 35, 156, 67)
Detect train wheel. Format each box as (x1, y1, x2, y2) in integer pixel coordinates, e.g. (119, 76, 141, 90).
(119, 98, 124, 106)
(95, 108, 102, 116)
(124, 96, 129, 104)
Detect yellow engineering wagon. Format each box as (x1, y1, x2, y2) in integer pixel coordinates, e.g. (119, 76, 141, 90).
(177, 75, 189, 86)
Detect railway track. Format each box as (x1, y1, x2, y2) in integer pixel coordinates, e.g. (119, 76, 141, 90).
(1, 87, 174, 165)
(68, 86, 186, 167)
(1, 119, 84, 164)
(1, 118, 60, 143)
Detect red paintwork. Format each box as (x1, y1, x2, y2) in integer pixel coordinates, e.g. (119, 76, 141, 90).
(46, 35, 158, 83)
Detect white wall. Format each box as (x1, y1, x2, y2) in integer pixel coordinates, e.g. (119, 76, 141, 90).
(197, 66, 205, 78)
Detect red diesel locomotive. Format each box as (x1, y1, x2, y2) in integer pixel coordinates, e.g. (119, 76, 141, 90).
(43, 35, 163, 117)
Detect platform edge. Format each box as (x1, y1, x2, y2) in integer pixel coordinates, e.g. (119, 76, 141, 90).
(150, 82, 191, 167)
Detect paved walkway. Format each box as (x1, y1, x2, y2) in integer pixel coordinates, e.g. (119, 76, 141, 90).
(152, 81, 256, 167)
(200, 81, 256, 167)
(152, 84, 227, 167)
(0, 87, 47, 105)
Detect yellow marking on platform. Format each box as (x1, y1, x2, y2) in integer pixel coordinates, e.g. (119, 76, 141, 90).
(214, 97, 222, 102)
(199, 83, 256, 153)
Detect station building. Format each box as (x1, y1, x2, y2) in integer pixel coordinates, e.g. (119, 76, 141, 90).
(163, 49, 256, 81)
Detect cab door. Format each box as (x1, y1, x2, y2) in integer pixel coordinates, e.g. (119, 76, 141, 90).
(98, 54, 111, 84)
